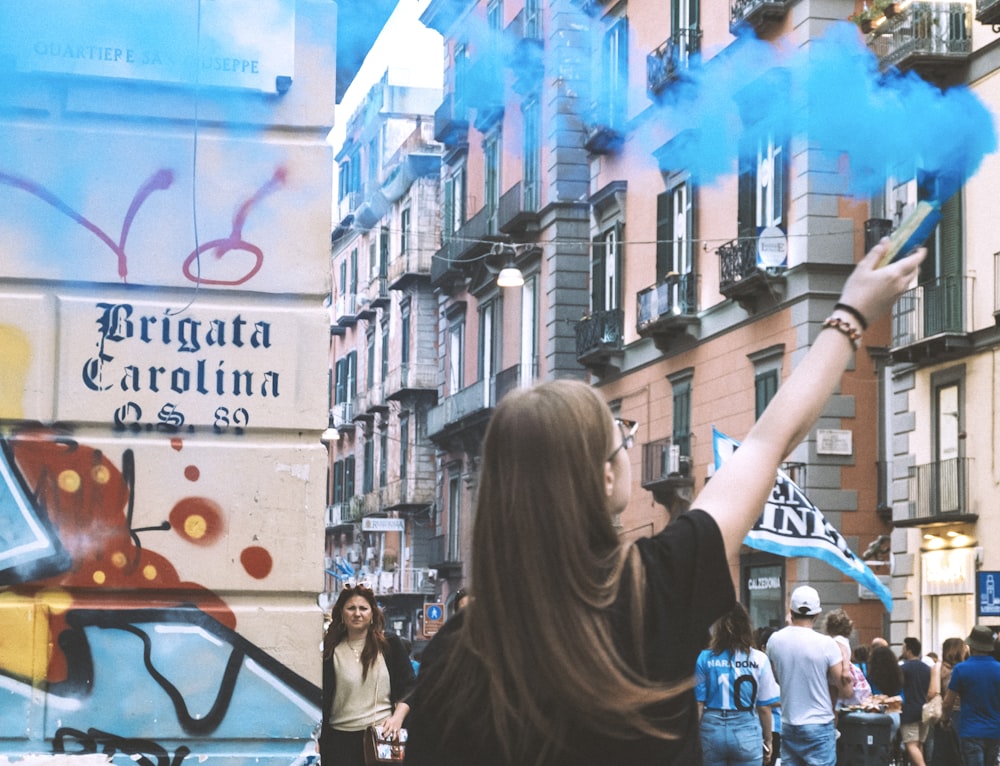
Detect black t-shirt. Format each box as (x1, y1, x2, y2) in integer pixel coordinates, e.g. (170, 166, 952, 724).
(404, 509, 735, 766)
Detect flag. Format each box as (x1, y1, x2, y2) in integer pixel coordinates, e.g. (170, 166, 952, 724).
(713, 428, 893, 613)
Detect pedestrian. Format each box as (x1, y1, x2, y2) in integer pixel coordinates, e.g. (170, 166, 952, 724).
(930, 637, 967, 766)
(695, 603, 780, 765)
(755, 627, 783, 766)
(867, 644, 903, 743)
(320, 584, 415, 766)
(766, 586, 853, 766)
(899, 636, 934, 766)
(449, 588, 469, 617)
(823, 608, 871, 709)
(941, 625, 1000, 766)
(402, 242, 924, 766)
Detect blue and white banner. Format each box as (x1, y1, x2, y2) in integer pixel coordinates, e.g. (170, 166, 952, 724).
(713, 428, 893, 613)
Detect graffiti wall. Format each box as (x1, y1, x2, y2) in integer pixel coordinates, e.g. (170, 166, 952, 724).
(0, 2, 335, 763)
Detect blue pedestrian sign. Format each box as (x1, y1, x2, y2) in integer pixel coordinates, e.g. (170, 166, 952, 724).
(978, 571, 1000, 618)
(423, 602, 445, 637)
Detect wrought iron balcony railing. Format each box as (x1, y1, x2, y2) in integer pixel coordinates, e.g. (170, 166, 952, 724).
(902, 457, 976, 524)
(867, 1, 971, 73)
(647, 28, 701, 96)
(891, 276, 974, 362)
(575, 308, 624, 363)
(730, 0, 794, 32)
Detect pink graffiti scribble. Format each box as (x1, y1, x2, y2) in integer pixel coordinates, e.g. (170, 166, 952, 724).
(181, 167, 287, 286)
(0, 166, 287, 286)
(0, 169, 173, 282)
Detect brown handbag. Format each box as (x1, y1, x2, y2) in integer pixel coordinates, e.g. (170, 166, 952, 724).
(363, 726, 406, 765)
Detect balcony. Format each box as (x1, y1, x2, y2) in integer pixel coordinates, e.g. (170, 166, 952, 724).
(385, 362, 438, 401)
(497, 181, 541, 237)
(427, 365, 521, 446)
(641, 438, 694, 512)
(718, 236, 787, 314)
(369, 567, 438, 597)
(364, 381, 389, 416)
(647, 29, 701, 97)
(575, 308, 624, 375)
(382, 476, 436, 512)
(890, 276, 974, 365)
(387, 247, 433, 290)
(895, 458, 977, 527)
(368, 275, 390, 310)
(334, 293, 360, 326)
(867, 2, 971, 76)
(636, 273, 699, 352)
(331, 402, 356, 433)
(977, 0, 1000, 26)
(730, 0, 793, 33)
(434, 91, 469, 146)
(326, 498, 364, 528)
(467, 57, 505, 133)
(428, 534, 463, 581)
(430, 205, 493, 291)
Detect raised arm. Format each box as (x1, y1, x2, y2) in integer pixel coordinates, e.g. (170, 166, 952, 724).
(693, 241, 925, 559)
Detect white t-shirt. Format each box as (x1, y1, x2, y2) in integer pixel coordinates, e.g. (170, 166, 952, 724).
(767, 624, 842, 726)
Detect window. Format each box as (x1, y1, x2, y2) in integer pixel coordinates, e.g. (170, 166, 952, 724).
(379, 428, 388, 488)
(487, 0, 502, 31)
(399, 414, 409, 482)
(381, 320, 390, 382)
(401, 301, 411, 366)
(366, 330, 376, 389)
(749, 344, 784, 421)
(379, 225, 389, 278)
(525, 0, 541, 38)
(400, 207, 410, 257)
(335, 351, 357, 405)
(918, 180, 963, 335)
(363, 438, 374, 494)
(523, 98, 540, 212)
(484, 133, 501, 234)
(755, 370, 779, 420)
(454, 42, 469, 113)
(333, 460, 345, 505)
(447, 473, 461, 561)
(479, 300, 501, 383)
(520, 275, 537, 386)
(344, 455, 356, 498)
(668, 369, 693, 458)
(656, 179, 694, 279)
(599, 16, 628, 130)
(671, 0, 700, 66)
(592, 222, 624, 312)
(443, 163, 466, 237)
(932, 368, 965, 514)
(367, 137, 379, 189)
(738, 135, 785, 238)
(448, 319, 465, 394)
(349, 248, 358, 297)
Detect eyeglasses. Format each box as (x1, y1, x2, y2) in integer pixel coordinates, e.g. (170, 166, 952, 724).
(608, 418, 638, 462)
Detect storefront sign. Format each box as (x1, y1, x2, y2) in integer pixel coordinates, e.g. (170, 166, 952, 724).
(922, 548, 976, 596)
(978, 571, 1000, 618)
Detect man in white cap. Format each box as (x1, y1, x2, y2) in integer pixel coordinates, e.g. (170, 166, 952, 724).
(766, 585, 854, 766)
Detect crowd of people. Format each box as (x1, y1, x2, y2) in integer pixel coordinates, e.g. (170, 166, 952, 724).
(316, 240, 999, 766)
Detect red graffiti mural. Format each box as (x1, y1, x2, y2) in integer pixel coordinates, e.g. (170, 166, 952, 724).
(0, 166, 287, 286)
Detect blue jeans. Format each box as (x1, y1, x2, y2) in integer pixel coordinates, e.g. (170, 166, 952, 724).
(780, 721, 837, 766)
(700, 709, 762, 766)
(959, 736, 1000, 766)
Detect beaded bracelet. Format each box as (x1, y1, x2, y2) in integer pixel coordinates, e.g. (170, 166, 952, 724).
(833, 302, 869, 331)
(823, 316, 862, 350)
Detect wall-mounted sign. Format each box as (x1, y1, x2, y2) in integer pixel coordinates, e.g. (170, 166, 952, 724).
(978, 571, 1000, 618)
(1, 0, 295, 93)
(362, 518, 405, 533)
(922, 548, 976, 596)
(757, 226, 788, 269)
(816, 429, 853, 456)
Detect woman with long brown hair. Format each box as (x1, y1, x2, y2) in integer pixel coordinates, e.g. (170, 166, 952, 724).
(320, 584, 414, 766)
(403, 243, 924, 766)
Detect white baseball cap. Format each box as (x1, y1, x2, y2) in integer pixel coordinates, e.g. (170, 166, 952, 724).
(790, 585, 822, 616)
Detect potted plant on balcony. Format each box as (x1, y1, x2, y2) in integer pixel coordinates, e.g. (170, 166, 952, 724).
(848, 0, 893, 33)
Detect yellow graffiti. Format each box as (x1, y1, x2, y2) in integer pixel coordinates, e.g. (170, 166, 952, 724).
(0, 324, 31, 420)
(184, 514, 208, 540)
(0, 590, 70, 684)
(58, 469, 82, 493)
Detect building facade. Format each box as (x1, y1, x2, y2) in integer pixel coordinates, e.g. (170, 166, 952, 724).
(335, 0, 1000, 654)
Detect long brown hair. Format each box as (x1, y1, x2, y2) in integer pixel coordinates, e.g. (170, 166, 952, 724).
(414, 380, 684, 764)
(709, 603, 755, 656)
(322, 584, 387, 680)
(941, 636, 968, 667)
